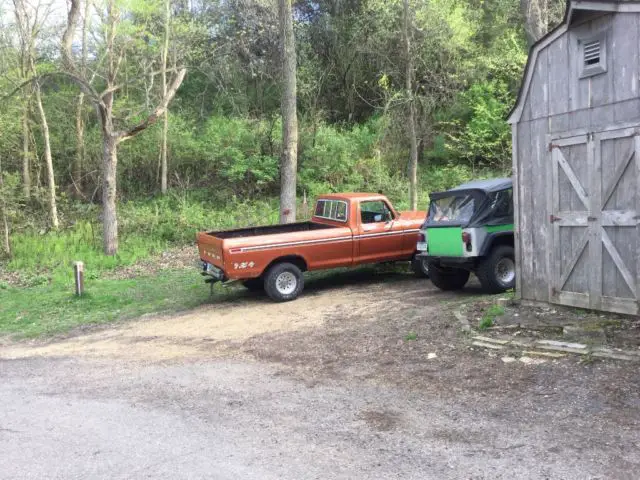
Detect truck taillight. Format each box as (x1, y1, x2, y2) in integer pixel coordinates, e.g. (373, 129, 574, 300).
(418, 232, 425, 242)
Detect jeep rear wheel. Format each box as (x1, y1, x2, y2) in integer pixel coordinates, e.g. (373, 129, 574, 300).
(428, 263, 470, 291)
(476, 245, 515, 293)
(264, 262, 304, 302)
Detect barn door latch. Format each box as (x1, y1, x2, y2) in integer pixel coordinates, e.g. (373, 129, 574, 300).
(550, 214, 562, 223)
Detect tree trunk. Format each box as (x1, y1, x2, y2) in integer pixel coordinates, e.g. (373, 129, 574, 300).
(74, 93, 85, 197)
(102, 135, 118, 255)
(0, 156, 10, 257)
(160, 0, 170, 194)
(74, 0, 91, 198)
(520, 0, 548, 47)
(403, 0, 418, 211)
(33, 82, 59, 229)
(278, 0, 298, 224)
(21, 105, 30, 198)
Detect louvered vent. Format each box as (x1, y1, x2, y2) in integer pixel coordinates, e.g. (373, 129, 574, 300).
(584, 40, 601, 66)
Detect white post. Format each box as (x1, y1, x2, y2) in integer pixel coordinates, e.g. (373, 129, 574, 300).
(73, 261, 84, 296)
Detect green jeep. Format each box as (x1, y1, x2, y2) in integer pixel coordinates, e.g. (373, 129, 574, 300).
(416, 178, 515, 293)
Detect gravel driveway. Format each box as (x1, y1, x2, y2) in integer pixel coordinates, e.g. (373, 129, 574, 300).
(1, 269, 639, 479)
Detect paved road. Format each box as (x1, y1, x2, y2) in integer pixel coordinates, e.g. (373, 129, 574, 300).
(1, 272, 639, 479)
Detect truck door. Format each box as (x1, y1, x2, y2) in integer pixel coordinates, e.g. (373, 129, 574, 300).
(356, 200, 404, 264)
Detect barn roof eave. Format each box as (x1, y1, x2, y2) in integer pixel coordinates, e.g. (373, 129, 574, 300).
(507, 0, 640, 125)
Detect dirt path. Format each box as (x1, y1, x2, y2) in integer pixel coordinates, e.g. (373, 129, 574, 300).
(2, 270, 639, 479)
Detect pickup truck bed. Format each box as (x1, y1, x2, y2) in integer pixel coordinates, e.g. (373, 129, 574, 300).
(206, 222, 337, 239)
(197, 193, 427, 301)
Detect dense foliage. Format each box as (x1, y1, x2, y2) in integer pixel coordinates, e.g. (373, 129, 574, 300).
(0, 0, 565, 281)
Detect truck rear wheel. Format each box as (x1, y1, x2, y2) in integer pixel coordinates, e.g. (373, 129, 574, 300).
(242, 278, 264, 292)
(428, 263, 470, 291)
(476, 245, 516, 293)
(411, 255, 430, 278)
(264, 262, 304, 302)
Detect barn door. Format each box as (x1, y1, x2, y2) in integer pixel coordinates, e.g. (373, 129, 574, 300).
(549, 128, 639, 315)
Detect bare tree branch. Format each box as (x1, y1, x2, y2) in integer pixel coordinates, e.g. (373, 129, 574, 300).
(119, 68, 186, 142)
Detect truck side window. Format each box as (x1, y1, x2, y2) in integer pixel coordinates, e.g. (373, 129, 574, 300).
(361, 201, 393, 224)
(315, 199, 348, 222)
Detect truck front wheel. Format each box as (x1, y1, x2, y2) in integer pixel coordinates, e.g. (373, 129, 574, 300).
(264, 262, 305, 302)
(411, 255, 430, 278)
(475, 245, 516, 293)
(428, 263, 470, 291)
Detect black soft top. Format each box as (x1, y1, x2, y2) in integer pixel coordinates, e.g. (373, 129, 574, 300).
(426, 177, 513, 228)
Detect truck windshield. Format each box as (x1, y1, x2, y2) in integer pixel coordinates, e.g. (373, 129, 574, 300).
(428, 195, 475, 223)
(314, 199, 348, 222)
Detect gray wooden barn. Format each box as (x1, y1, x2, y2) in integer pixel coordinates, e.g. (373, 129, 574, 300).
(509, 0, 640, 315)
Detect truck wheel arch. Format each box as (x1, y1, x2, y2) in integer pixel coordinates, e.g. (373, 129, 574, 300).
(262, 255, 308, 276)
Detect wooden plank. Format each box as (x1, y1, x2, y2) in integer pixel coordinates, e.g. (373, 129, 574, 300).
(600, 135, 618, 298)
(614, 98, 640, 124)
(554, 133, 589, 147)
(601, 210, 638, 226)
(509, 25, 568, 124)
(599, 126, 638, 141)
(602, 148, 634, 209)
(555, 291, 590, 309)
(612, 13, 639, 103)
(601, 296, 639, 315)
(569, 23, 590, 112)
(549, 113, 570, 134)
(636, 135, 640, 311)
(546, 133, 555, 302)
(601, 227, 636, 294)
(552, 120, 640, 141)
(547, 31, 569, 116)
(512, 124, 522, 299)
(530, 48, 549, 120)
(518, 124, 535, 300)
(559, 228, 590, 290)
(590, 105, 615, 131)
(556, 213, 589, 224)
(551, 146, 561, 299)
(590, 15, 614, 108)
(556, 149, 590, 209)
(531, 119, 549, 300)
(589, 133, 602, 310)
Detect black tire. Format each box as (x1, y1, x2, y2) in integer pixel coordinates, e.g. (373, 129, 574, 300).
(475, 245, 516, 294)
(411, 255, 430, 278)
(242, 278, 264, 292)
(264, 262, 304, 302)
(428, 263, 470, 291)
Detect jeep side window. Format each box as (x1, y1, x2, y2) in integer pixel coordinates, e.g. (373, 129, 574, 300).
(491, 189, 513, 216)
(361, 201, 393, 224)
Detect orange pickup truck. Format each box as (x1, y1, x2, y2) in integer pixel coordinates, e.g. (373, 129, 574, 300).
(196, 193, 429, 301)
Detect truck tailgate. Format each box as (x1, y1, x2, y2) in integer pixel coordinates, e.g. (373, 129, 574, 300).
(196, 232, 225, 269)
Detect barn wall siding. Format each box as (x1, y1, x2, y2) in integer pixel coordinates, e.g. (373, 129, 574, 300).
(522, 12, 640, 123)
(514, 8, 640, 312)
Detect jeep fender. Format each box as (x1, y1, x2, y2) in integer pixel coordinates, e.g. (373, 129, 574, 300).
(479, 231, 514, 256)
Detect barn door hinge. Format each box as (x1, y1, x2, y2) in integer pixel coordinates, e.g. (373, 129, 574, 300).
(548, 142, 559, 152)
(550, 214, 562, 223)
(551, 287, 558, 297)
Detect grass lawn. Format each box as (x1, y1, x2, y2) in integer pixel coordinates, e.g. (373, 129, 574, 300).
(0, 269, 223, 338)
